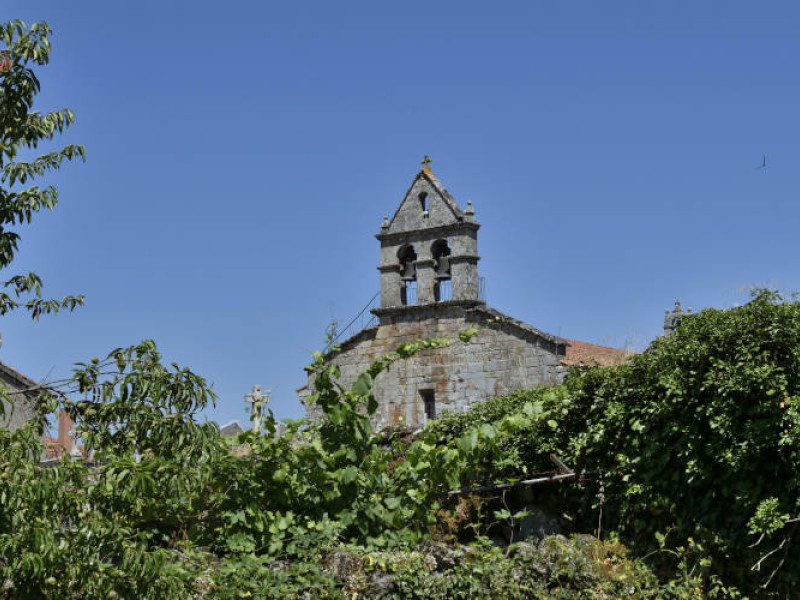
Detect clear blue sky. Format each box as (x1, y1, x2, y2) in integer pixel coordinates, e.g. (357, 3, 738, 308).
(3, 1, 800, 425)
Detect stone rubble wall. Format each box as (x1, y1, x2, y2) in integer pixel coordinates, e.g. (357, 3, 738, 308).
(0, 389, 38, 432)
(300, 305, 565, 429)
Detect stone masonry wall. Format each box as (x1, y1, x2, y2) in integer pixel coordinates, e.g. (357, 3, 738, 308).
(0, 390, 37, 432)
(300, 304, 566, 429)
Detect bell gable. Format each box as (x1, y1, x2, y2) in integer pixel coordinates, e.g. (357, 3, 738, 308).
(384, 166, 465, 235)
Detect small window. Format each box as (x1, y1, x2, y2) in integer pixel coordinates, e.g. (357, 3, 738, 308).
(421, 390, 436, 421)
(419, 192, 428, 212)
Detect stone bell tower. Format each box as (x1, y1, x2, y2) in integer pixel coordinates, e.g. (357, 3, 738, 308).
(374, 157, 482, 323)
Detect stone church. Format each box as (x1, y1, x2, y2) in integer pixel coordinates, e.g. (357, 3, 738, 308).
(298, 160, 628, 428)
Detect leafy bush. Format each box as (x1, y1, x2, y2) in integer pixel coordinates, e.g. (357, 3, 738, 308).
(4, 303, 785, 597)
(564, 291, 800, 596)
(193, 535, 707, 599)
(0, 335, 535, 597)
(427, 290, 800, 597)
(426, 385, 580, 479)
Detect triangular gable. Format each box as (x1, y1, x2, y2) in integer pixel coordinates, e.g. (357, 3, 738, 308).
(386, 167, 465, 234)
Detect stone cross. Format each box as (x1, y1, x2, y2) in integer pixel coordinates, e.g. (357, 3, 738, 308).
(421, 155, 432, 167)
(244, 385, 271, 433)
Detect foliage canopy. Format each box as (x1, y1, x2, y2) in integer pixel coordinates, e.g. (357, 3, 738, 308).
(0, 20, 84, 328)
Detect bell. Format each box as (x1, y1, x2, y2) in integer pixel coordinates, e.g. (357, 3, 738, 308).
(402, 260, 416, 281)
(436, 255, 450, 277)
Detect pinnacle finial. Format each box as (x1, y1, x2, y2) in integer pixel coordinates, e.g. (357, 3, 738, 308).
(421, 155, 432, 168)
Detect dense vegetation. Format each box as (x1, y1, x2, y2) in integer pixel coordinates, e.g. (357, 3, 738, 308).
(0, 329, 714, 599)
(5, 292, 799, 598)
(429, 289, 800, 598)
(2, 19, 799, 599)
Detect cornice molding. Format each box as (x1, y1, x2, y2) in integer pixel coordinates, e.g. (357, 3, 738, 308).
(377, 264, 401, 273)
(375, 221, 480, 243)
(372, 299, 485, 318)
(448, 255, 480, 264)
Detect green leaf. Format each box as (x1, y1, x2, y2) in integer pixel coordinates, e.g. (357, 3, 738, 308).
(457, 431, 478, 453)
(341, 466, 358, 484)
(523, 401, 543, 417)
(352, 373, 373, 396)
(458, 328, 479, 343)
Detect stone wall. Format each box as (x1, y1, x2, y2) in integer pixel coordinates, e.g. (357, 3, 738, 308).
(384, 172, 461, 233)
(299, 303, 567, 429)
(0, 362, 42, 433)
(0, 389, 38, 432)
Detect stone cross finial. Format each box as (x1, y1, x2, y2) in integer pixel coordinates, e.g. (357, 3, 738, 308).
(421, 155, 432, 167)
(244, 385, 271, 433)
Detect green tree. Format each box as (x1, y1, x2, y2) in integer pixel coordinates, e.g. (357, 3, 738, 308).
(0, 20, 84, 330)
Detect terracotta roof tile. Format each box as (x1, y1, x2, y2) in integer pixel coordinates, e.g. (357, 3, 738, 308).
(561, 339, 633, 367)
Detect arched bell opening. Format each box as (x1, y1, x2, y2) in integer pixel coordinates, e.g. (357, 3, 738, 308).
(397, 244, 418, 305)
(431, 239, 451, 302)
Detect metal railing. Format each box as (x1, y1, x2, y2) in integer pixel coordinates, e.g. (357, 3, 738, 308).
(332, 291, 379, 345)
